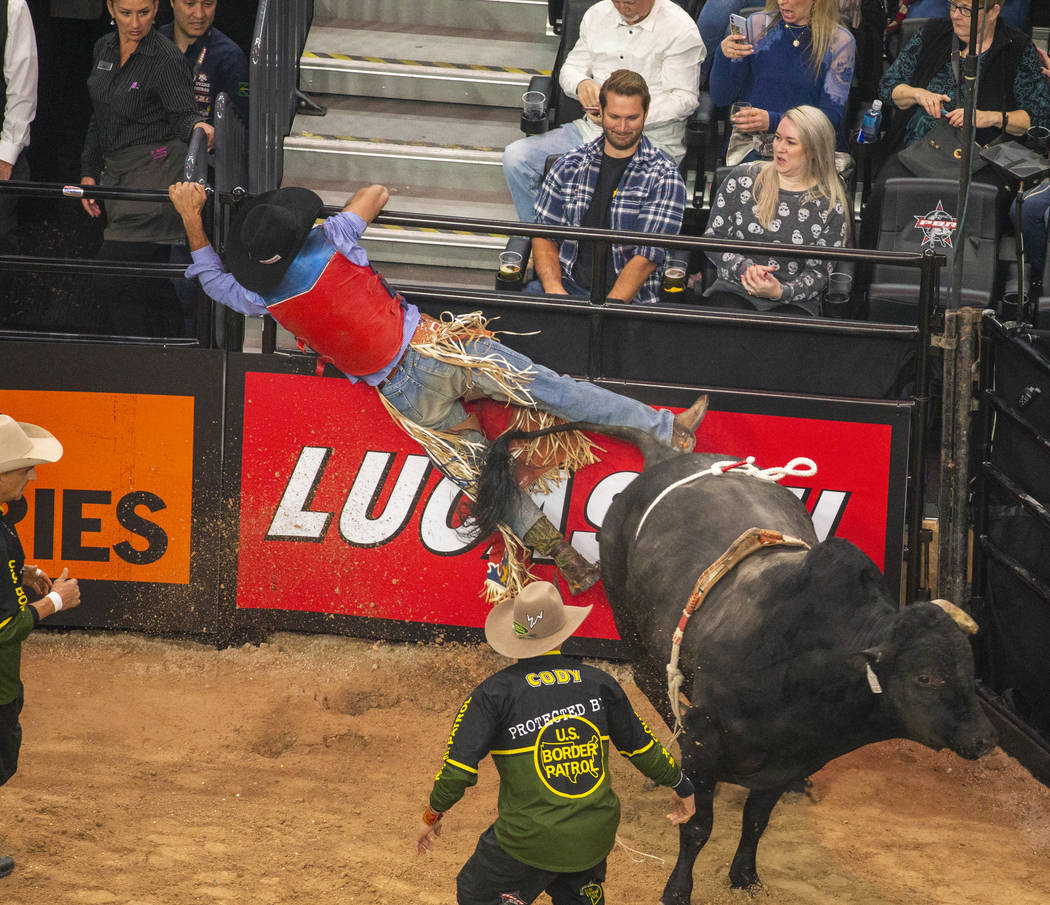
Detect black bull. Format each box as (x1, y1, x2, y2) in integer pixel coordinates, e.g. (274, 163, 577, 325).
(472, 424, 996, 902)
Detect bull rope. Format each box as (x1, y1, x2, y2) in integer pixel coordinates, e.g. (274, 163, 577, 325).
(634, 456, 818, 541)
(648, 456, 818, 745)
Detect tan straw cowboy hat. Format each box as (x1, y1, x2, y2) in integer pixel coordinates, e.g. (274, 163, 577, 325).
(0, 415, 63, 474)
(485, 581, 592, 659)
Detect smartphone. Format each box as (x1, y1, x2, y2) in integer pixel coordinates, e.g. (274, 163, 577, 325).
(729, 13, 749, 42)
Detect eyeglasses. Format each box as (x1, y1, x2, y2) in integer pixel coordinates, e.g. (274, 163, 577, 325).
(948, 2, 973, 16)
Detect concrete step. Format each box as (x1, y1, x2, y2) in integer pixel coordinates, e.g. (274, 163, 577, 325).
(300, 23, 557, 107)
(283, 96, 521, 199)
(313, 0, 550, 35)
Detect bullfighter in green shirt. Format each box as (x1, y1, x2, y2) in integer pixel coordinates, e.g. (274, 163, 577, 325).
(0, 415, 81, 879)
(415, 580, 695, 904)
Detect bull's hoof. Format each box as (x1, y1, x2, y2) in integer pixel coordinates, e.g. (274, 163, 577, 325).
(728, 869, 762, 893)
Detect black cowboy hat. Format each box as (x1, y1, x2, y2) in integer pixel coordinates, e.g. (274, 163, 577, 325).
(225, 186, 324, 292)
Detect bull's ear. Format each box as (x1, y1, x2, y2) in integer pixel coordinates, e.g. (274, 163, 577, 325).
(850, 648, 885, 694)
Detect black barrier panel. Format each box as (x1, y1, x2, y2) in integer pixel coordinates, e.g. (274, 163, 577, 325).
(221, 350, 912, 658)
(0, 340, 225, 635)
(399, 290, 921, 401)
(599, 308, 918, 399)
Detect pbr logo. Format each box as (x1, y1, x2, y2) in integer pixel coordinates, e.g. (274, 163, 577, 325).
(914, 201, 958, 248)
(535, 716, 605, 797)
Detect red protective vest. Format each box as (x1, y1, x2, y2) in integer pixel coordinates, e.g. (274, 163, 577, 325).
(268, 254, 405, 377)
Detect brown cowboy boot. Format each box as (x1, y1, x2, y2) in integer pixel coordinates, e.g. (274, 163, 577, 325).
(671, 393, 709, 453)
(522, 517, 600, 595)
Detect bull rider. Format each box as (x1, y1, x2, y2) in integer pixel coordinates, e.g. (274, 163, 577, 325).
(169, 181, 706, 597)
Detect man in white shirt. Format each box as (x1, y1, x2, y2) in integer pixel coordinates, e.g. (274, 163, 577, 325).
(0, 0, 36, 254)
(502, 0, 703, 222)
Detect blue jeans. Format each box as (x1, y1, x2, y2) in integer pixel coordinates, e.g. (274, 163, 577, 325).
(1018, 180, 1050, 277)
(697, 0, 748, 81)
(523, 273, 589, 299)
(905, 0, 1029, 29)
(502, 121, 586, 222)
(377, 336, 674, 534)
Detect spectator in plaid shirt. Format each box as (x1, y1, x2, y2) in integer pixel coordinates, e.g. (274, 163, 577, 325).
(526, 69, 686, 306)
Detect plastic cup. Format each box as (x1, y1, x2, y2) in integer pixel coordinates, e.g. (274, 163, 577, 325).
(827, 271, 852, 300)
(663, 255, 688, 293)
(522, 91, 546, 121)
(499, 251, 523, 278)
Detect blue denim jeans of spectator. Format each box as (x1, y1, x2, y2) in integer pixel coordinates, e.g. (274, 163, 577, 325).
(502, 121, 586, 222)
(905, 0, 1029, 29)
(1018, 180, 1050, 278)
(378, 335, 674, 535)
(523, 272, 659, 306)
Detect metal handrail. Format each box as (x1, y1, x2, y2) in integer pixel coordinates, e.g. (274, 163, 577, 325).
(248, 0, 314, 194)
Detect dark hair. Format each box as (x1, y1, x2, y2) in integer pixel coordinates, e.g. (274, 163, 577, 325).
(599, 69, 650, 113)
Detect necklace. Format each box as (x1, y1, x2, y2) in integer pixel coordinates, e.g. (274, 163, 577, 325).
(783, 22, 809, 48)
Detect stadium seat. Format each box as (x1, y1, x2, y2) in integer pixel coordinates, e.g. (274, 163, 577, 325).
(867, 177, 1003, 323)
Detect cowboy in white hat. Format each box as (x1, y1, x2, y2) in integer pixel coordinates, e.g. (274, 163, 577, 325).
(0, 416, 81, 880)
(415, 581, 695, 904)
(169, 180, 707, 598)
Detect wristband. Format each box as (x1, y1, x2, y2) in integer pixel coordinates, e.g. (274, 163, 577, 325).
(422, 805, 443, 826)
(46, 590, 63, 612)
(1002, 111, 1008, 132)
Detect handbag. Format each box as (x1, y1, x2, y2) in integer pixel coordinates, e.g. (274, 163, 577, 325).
(898, 118, 989, 178)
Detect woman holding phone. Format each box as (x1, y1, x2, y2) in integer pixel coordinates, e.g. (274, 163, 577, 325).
(703, 105, 849, 316)
(710, 0, 855, 165)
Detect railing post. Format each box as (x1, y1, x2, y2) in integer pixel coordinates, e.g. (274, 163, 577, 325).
(905, 250, 940, 603)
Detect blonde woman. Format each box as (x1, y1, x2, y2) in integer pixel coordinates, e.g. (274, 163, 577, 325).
(712, 0, 855, 165)
(703, 105, 849, 316)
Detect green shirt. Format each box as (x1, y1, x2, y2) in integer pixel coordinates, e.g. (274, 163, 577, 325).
(428, 652, 683, 872)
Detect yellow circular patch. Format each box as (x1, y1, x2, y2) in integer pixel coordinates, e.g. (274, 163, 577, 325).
(533, 716, 605, 798)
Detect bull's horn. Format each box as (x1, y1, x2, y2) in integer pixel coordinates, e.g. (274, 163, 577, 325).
(931, 599, 979, 635)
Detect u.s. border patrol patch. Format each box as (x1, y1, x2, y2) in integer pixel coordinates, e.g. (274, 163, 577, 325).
(534, 716, 604, 797)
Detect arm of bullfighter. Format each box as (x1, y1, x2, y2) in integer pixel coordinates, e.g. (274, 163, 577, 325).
(416, 687, 500, 854)
(603, 677, 696, 825)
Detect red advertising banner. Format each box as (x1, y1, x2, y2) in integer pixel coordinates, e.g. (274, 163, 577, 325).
(235, 372, 904, 642)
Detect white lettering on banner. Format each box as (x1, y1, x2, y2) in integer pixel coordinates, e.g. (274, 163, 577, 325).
(420, 476, 475, 555)
(266, 449, 851, 552)
(809, 490, 850, 541)
(575, 471, 640, 563)
(339, 451, 430, 546)
(267, 446, 334, 539)
(786, 487, 849, 541)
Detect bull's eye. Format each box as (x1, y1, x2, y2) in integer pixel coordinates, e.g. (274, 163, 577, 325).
(915, 673, 943, 687)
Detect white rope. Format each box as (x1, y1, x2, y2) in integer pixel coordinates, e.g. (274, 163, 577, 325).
(614, 834, 665, 864)
(634, 455, 818, 541)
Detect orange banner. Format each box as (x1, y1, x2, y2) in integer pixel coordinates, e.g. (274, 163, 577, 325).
(2, 389, 194, 583)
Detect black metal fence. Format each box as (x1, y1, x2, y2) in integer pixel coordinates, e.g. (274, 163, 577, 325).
(974, 316, 1050, 782)
(247, 0, 314, 193)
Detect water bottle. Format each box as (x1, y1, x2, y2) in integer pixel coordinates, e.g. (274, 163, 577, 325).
(858, 100, 883, 144)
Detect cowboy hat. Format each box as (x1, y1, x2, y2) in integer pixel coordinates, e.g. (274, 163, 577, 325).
(0, 415, 62, 473)
(485, 581, 592, 659)
(225, 186, 324, 293)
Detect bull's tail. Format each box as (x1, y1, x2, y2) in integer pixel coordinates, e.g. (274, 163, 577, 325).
(467, 421, 673, 542)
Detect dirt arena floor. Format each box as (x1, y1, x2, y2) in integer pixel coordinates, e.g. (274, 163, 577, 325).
(2, 630, 1049, 905)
